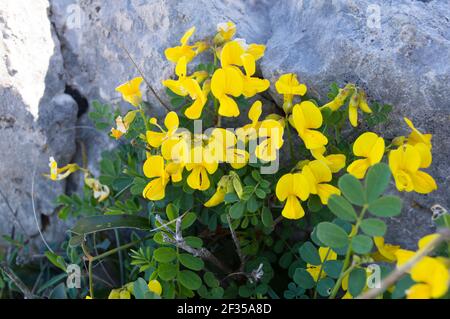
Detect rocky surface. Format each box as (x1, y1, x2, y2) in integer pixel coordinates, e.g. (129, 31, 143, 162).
(260, 0, 450, 247)
(0, 0, 448, 250)
(0, 0, 78, 247)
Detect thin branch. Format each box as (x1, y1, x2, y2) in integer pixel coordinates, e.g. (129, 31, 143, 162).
(227, 214, 245, 271)
(357, 228, 450, 299)
(121, 45, 172, 112)
(157, 214, 231, 273)
(0, 263, 39, 299)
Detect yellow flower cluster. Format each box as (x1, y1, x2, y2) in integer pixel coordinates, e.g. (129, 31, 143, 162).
(375, 234, 449, 299)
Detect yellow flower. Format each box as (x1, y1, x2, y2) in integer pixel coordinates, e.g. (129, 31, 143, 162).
(46, 157, 79, 181)
(275, 73, 307, 113)
(164, 27, 207, 63)
(241, 54, 270, 98)
(255, 119, 284, 162)
(214, 21, 236, 43)
(146, 111, 179, 148)
(185, 146, 218, 191)
(207, 128, 249, 169)
(275, 173, 310, 219)
(321, 84, 353, 111)
(395, 234, 449, 299)
(85, 176, 110, 202)
(142, 155, 178, 201)
(348, 89, 372, 127)
(236, 100, 263, 142)
(302, 160, 340, 204)
(389, 144, 437, 194)
(110, 110, 137, 139)
(115, 77, 143, 107)
(211, 66, 244, 117)
(292, 101, 328, 150)
(372, 237, 400, 262)
(148, 279, 162, 296)
(204, 176, 230, 207)
(307, 247, 337, 281)
(403, 117, 432, 149)
(162, 57, 207, 119)
(347, 132, 385, 179)
(310, 146, 346, 173)
(219, 39, 265, 68)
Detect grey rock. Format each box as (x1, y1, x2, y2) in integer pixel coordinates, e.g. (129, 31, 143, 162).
(261, 0, 450, 248)
(0, 0, 78, 248)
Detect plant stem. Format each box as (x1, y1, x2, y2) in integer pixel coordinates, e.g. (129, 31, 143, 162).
(358, 228, 450, 299)
(139, 104, 150, 131)
(329, 205, 368, 299)
(285, 118, 295, 165)
(114, 229, 124, 286)
(313, 248, 332, 299)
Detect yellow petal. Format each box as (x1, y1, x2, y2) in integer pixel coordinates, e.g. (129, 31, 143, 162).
(325, 154, 346, 173)
(204, 187, 226, 207)
(368, 136, 385, 165)
(347, 158, 370, 179)
(348, 100, 358, 127)
(276, 173, 293, 201)
(241, 53, 255, 76)
(411, 170, 437, 194)
(414, 143, 432, 168)
(316, 183, 341, 204)
(300, 101, 323, 129)
(148, 279, 162, 296)
(292, 173, 310, 201)
(248, 100, 262, 124)
(308, 160, 332, 183)
(187, 166, 210, 190)
(406, 283, 432, 299)
(180, 26, 195, 45)
(282, 195, 305, 220)
(353, 132, 381, 158)
(301, 129, 328, 150)
(247, 43, 266, 61)
(142, 177, 167, 201)
(218, 95, 240, 117)
(175, 56, 187, 77)
(143, 155, 165, 178)
(164, 111, 179, 132)
(220, 40, 245, 67)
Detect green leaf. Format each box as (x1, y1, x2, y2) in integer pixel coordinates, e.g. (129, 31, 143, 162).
(316, 222, 349, 249)
(203, 272, 219, 288)
(261, 207, 273, 228)
(179, 254, 204, 271)
(133, 278, 150, 299)
(224, 192, 239, 204)
(246, 195, 259, 213)
(293, 268, 315, 289)
(360, 218, 387, 237)
(70, 215, 150, 241)
(317, 277, 335, 297)
(181, 212, 197, 229)
(348, 268, 366, 297)
(323, 260, 343, 279)
(229, 201, 245, 219)
(157, 263, 177, 281)
(298, 242, 321, 266)
(279, 252, 293, 269)
(45, 251, 67, 272)
(351, 235, 373, 254)
(184, 236, 203, 248)
(178, 270, 202, 290)
(338, 174, 366, 206)
(153, 247, 176, 263)
(365, 163, 391, 203)
(327, 195, 357, 222)
(368, 196, 402, 217)
(166, 203, 179, 220)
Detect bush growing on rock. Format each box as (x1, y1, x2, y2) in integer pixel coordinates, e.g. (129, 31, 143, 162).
(3, 21, 448, 300)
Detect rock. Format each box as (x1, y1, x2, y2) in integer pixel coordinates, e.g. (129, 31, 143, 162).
(49, 0, 274, 189)
(0, 0, 78, 247)
(47, 0, 449, 249)
(260, 0, 450, 248)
